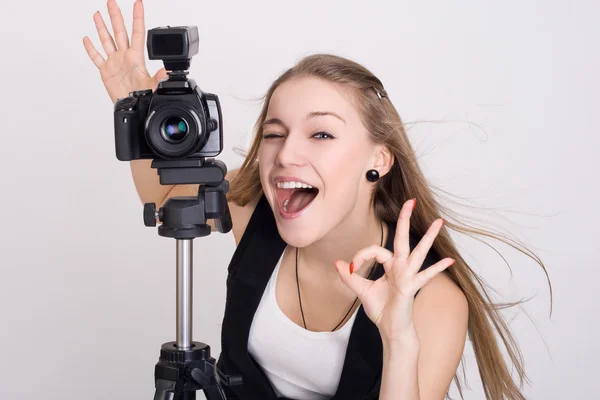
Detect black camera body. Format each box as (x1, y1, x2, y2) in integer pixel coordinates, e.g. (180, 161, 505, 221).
(114, 26, 223, 161)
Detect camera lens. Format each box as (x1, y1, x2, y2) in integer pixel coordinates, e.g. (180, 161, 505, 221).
(146, 105, 205, 159)
(160, 117, 189, 142)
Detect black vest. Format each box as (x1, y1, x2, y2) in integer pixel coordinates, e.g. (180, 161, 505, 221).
(216, 194, 440, 399)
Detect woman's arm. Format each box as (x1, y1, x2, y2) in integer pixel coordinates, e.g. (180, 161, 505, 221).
(380, 328, 421, 399)
(379, 272, 468, 400)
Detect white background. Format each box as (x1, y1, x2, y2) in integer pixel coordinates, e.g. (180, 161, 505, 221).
(1, 0, 598, 398)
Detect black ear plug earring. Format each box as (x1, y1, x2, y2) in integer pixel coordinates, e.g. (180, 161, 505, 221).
(366, 169, 379, 182)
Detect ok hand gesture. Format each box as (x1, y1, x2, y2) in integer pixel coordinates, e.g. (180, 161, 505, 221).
(334, 199, 455, 343)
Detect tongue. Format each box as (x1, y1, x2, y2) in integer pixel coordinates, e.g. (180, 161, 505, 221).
(287, 189, 317, 213)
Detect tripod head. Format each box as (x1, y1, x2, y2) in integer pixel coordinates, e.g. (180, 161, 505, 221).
(142, 157, 241, 400)
(144, 157, 232, 238)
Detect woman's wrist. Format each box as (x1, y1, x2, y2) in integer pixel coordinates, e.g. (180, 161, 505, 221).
(382, 329, 420, 360)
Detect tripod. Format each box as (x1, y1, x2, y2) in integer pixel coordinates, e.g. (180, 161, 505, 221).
(143, 157, 243, 400)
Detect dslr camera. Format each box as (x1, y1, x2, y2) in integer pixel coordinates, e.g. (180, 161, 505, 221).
(114, 26, 222, 161)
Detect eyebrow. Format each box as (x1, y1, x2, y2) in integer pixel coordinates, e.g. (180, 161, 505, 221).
(306, 111, 346, 124)
(263, 111, 346, 130)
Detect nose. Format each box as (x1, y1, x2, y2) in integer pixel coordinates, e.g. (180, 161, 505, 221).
(275, 134, 306, 168)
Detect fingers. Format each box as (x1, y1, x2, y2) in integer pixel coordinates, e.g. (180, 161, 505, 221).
(131, 0, 146, 51)
(107, 0, 130, 50)
(334, 259, 376, 301)
(408, 218, 445, 272)
(393, 198, 415, 260)
(93, 10, 117, 55)
(349, 245, 395, 277)
(83, 36, 105, 69)
(413, 258, 455, 290)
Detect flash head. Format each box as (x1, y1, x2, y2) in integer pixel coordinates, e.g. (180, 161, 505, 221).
(147, 26, 199, 71)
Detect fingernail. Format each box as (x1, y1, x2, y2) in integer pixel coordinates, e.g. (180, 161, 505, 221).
(411, 198, 416, 211)
(349, 262, 354, 274)
(441, 218, 445, 227)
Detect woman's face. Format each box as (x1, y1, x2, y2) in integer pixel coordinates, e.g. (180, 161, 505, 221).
(258, 75, 383, 248)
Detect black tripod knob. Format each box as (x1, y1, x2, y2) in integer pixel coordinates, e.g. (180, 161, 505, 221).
(144, 203, 158, 227)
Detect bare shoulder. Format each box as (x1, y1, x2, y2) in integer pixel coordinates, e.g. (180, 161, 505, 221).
(414, 271, 468, 322)
(227, 168, 260, 247)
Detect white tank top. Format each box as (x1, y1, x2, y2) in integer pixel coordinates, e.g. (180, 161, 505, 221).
(248, 251, 359, 399)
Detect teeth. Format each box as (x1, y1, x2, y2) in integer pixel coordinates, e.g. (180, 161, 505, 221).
(276, 181, 313, 189)
(277, 180, 316, 214)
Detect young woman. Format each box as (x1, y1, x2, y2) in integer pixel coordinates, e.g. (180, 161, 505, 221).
(83, 1, 550, 399)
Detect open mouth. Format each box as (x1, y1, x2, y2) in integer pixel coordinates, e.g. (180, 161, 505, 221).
(274, 181, 320, 217)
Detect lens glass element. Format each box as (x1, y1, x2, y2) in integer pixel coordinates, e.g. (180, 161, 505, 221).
(161, 117, 189, 142)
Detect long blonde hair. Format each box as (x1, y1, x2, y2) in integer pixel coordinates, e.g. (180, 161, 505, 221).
(227, 53, 551, 399)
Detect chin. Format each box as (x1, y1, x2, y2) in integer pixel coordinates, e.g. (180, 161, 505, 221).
(277, 228, 319, 249)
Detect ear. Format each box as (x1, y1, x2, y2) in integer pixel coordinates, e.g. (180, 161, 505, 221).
(372, 145, 395, 178)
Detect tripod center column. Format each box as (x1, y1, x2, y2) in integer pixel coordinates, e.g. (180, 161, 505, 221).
(176, 238, 193, 349)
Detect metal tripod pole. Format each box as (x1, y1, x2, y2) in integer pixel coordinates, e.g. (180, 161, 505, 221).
(176, 239, 193, 350)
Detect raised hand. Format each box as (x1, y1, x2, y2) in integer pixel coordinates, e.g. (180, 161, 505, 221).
(334, 199, 455, 343)
(83, 0, 168, 103)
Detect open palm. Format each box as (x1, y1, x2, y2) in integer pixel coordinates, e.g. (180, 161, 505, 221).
(83, 0, 167, 103)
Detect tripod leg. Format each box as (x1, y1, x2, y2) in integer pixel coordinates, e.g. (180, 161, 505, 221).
(203, 384, 228, 400)
(154, 379, 176, 400)
(154, 379, 203, 400)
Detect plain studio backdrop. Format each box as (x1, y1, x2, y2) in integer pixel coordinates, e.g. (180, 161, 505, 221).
(0, 0, 598, 398)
